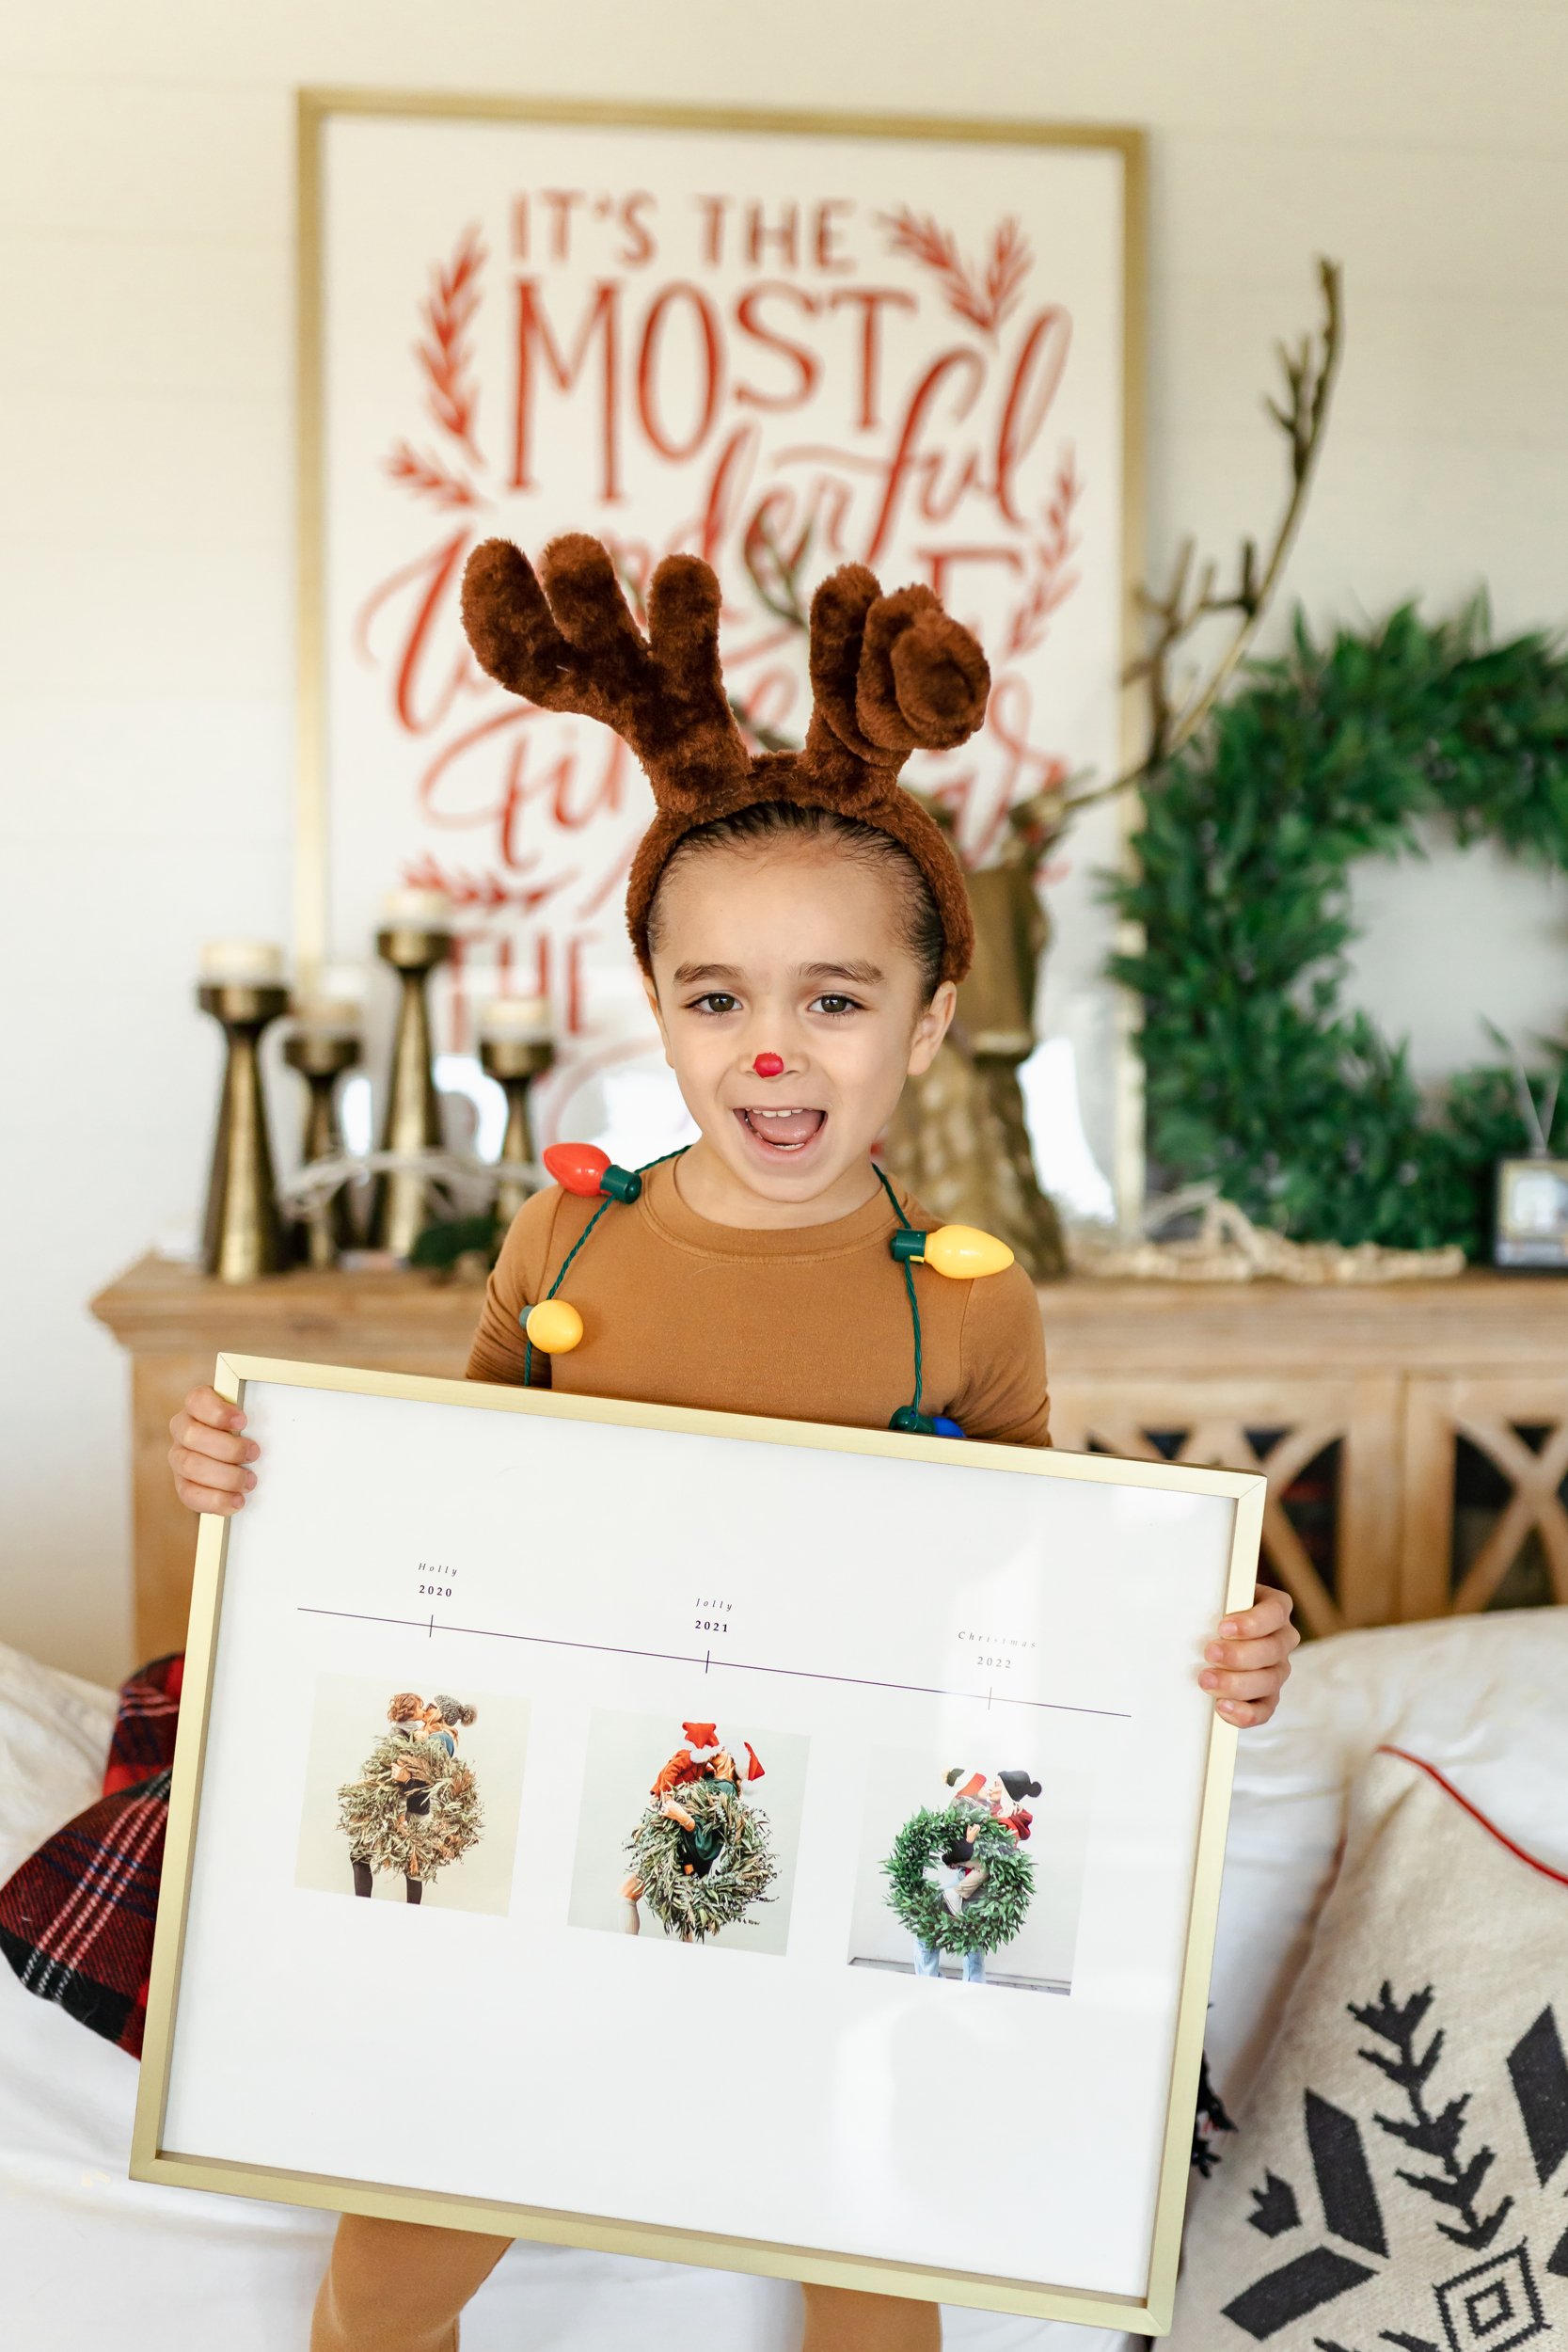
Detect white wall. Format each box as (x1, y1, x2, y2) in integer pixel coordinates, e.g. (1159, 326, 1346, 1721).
(4, 0, 1566, 1685)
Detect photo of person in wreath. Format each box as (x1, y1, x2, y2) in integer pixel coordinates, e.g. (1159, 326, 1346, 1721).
(885, 1760, 1041, 1985)
(337, 1689, 483, 1904)
(619, 1720, 775, 1942)
(936, 1766, 1040, 1923)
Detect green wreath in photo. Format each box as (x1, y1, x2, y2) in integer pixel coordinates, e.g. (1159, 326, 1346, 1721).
(882, 1804, 1036, 1957)
(625, 1779, 777, 1943)
(1112, 603, 1568, 1257)
(338, 1731, 483, 1886)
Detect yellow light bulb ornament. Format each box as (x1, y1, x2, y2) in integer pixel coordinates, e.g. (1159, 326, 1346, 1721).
(890, 1223, 1015, 1279)
(524, 1297, 584, 1354)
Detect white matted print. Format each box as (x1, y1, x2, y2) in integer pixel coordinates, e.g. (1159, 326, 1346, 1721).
(293, 1674, 531, 1915)
(302, 97, 1140, 1198)
(567, 1709, 809, 1954)
(136, 1360, 1259, 2330)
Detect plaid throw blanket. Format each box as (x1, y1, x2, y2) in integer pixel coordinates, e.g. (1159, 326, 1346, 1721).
(0, 1653, 182, 2058)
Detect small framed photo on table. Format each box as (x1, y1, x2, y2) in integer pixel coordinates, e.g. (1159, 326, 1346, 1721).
(134, 1358, 1264, 2335)
(1494, 1155, 1568, 1268)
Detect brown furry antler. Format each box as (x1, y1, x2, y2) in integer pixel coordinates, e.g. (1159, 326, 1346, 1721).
(803, 566, 990, 808)
(462, 533, 751, 816)
(462, 534, 989, 984)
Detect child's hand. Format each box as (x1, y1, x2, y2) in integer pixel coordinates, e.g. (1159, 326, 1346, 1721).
(1201, 1586, 1298, 1727)
(167, 1387, 259, 1515)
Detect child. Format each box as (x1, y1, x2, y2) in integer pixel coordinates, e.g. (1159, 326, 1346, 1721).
(168, 532, 1298, 2352)
(621, 1730, 765, 1934)
(941, 1769, 1039, 1920)
(911, 1768, 993, 1984)
(348, 1692, 430, 1900)
(418, 1694, 477, 1757)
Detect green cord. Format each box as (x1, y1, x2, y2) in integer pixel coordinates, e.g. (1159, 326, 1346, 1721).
(522, 1144, 691, 1387)
(524, 1148, 925, 1422)
(872, 1164, 923, 1417)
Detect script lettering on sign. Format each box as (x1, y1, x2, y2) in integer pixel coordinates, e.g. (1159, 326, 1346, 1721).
(321, 119, 1127, 1153)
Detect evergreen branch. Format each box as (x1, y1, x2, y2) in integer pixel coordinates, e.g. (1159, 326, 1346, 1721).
(1349, 1980, 1509, 2250)
(1393, 2148, 1497, 2209)
(417, 223, 486, 462)
(1433, 2203, 1513, 2251)
(383, 439, 482, 511)
(877, 207, 1033, 340)
(1373, 2094, 1471, 2158)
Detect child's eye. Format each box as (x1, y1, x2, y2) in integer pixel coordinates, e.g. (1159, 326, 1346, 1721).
(688, 992, 740, 1016)
(809, 993, 862, 1017)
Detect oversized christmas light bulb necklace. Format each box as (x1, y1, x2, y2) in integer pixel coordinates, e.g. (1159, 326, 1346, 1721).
(520, 1136, 1014, 1438)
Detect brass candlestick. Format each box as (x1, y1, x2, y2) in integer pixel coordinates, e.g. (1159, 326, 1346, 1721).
(480, 1034, 555, 1226)
(199, 981, 290, 1282)
(367, 924, 452, 1256)
(283, 1028, 361, 1266)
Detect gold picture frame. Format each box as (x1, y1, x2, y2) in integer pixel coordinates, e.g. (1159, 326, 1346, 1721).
(134, 1353, 1259, 2332)
(293, 89, 1148, 1209)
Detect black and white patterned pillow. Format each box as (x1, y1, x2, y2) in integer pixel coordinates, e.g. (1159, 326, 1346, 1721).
(1168, 1747, 1568, 2352)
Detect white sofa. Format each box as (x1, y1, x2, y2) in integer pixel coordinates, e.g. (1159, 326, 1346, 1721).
(3, 1610, 1564, 2350)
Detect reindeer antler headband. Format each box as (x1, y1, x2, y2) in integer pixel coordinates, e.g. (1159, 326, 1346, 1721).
(460, 533, 989, 984)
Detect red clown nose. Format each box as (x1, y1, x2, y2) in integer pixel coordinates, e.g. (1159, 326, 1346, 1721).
(752, 1053, 784, 1077)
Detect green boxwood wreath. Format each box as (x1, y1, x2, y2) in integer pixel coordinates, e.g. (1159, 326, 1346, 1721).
(625, 1778, 777, 1942)
(1110, 603, 1568, 1258)
(882, 1804, 1036, 1956)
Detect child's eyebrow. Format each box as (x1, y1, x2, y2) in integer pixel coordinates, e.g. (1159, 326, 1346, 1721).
(799, 960, 885, 987)
(670, 959, 886, 987)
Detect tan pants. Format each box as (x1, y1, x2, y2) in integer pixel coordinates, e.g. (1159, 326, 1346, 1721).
(309, 2216, 941, 2351)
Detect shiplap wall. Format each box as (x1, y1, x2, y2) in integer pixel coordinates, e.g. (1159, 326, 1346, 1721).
(3, 0, 1566, 1683)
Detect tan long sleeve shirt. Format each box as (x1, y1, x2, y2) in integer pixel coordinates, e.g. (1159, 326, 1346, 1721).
(467, 1158, 1051, 1448)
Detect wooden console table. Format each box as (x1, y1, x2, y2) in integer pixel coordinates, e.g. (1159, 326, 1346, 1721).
(92, 1254, 1568, 1661)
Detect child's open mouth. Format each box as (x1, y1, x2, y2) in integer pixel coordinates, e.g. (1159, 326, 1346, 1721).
(734, 1105, 827, 1157)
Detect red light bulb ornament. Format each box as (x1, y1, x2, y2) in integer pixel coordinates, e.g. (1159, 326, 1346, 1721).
(542, 1141, 642, 1203)
(521, 1141, 646, 1359)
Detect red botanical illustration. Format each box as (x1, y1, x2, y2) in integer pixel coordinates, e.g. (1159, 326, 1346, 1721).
(385, 226, 490, 510)
(877, 208, 1034, 341)
(383, 441, 483, 510)
(419, 224, 486, 458)
(1004, 446, 1084, 660)
(400, 850, 573, 917)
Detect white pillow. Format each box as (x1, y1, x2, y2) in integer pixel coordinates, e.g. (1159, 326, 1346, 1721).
(1169, 1743, 1568, 2350)
(0, 1642, 118, 1881)
(1209, 1608, 1568, 2108)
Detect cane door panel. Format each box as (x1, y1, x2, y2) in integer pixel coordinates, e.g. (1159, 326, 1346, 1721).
(1049, 1376, 1404, 1639)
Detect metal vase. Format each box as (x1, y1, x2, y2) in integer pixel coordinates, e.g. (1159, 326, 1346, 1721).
(199, 981, 290, 1282)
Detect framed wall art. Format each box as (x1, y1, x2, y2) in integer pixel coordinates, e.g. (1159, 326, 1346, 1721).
(134, 1356, 1261, 2331)
(296, 91, 1145, 1207)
